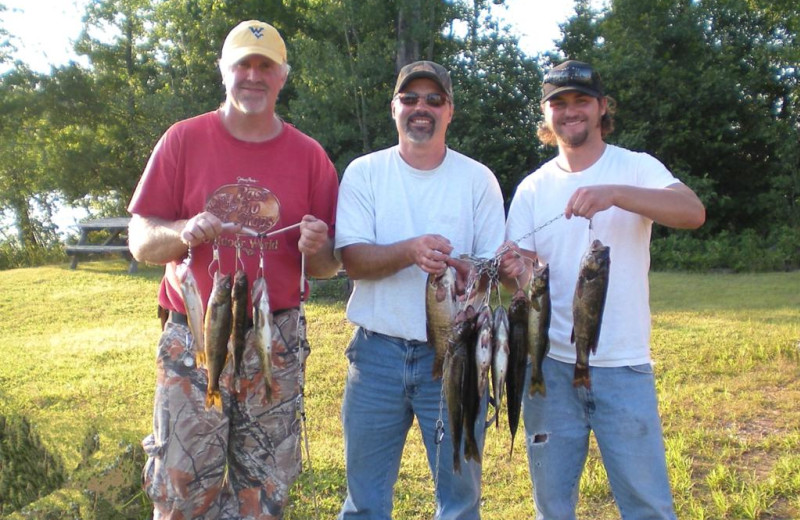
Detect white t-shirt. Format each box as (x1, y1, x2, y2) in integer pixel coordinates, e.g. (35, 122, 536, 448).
(335, 146, 506, 341)
(506, 144, 679, 367)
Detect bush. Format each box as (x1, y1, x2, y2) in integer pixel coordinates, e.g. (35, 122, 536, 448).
(651, 226, 800, 272)
(0, 241, 68, 271)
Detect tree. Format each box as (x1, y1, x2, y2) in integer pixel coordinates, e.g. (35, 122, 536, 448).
(0, 66, 60, 247)
(556, 0, 800, 236)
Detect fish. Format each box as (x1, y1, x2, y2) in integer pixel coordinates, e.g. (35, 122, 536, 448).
(506, 288, 530, 456)
(443, 324, 467, 474)
(203, 271, 232, 412)
(445, 306, 481, 472)
(176, 260, 205, 367)
(460, 305, 482, 465)
(251, 275, 274, 401)
(571, 239, 611, 389)
(491, 305, 510, 428)
(528, 262, 552, 396)
(426, 268, 457, 379)
(475, 304, 493, 401)
(231, 269, 248, 380)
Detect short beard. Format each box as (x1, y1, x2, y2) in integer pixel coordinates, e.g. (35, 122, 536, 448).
(403, 112, 436, 143)
(556, 127, 589, 148)
(551, 118, 599, 148)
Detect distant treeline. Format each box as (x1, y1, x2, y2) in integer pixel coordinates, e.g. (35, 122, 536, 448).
(0, 0, 797, 269)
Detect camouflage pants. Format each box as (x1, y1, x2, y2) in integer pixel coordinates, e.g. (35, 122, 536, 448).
(142, 308, 306, 520)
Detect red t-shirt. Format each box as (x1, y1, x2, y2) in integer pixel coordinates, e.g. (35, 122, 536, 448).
(128, 111, 338, 314)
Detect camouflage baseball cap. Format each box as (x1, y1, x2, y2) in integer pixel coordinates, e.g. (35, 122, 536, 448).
(393, 61, 454, 100)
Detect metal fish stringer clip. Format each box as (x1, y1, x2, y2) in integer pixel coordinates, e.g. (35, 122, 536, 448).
(207, 240, 221, 278)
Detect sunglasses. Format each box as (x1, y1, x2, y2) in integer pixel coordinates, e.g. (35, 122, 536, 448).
(543, 66, 595, 87)
(395, 91, 448, 108)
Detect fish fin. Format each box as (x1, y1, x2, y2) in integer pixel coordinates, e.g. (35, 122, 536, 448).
(453, 453, 462, 474)
(205, 391, 223, 412)
(196, 351, 206, 368)
(528, 377, 546, 397)
(572, 365, 591, 388)
(263, 379, 272, 404)
(464, 439, 482, 464)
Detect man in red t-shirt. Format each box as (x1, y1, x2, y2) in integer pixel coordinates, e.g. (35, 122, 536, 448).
(128, 20, 339, 519)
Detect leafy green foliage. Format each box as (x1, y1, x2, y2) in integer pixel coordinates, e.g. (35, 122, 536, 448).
(651, 225, 800, 272)
(557, 0, 800, 236)
(1, 0, 799, 268)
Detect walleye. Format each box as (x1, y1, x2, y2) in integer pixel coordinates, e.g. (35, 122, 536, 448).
(231, 269, 248, 380)
(528, 262, 551, 396)
(426, 268, 457, 379)
(491, 305, 510, 428)
(571, 239, 611, 389)
(506, 288, 530, 456)
(204, 272, 233, 411)
(176, 260, 205, 367)
(251, 275, 274, 401)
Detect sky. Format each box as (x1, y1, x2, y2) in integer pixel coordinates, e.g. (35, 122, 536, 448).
(1, 0, 590, 73)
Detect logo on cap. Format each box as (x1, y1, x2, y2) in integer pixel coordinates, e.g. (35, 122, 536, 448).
(250, 27, 264, 39)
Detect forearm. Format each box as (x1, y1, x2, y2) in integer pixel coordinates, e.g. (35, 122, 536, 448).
(340, 241, 415, 280)
(612, 183, 706, 229)
(128, 215, 189, 265)
(304, 237, 341, 279)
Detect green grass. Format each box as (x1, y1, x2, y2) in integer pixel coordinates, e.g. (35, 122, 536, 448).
(1, 262, 799, 519)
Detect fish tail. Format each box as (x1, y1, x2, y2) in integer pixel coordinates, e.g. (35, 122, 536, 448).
(464, 437, 482, 464)
(453, 452, 462, 474)
(572, 365, 591, 388)
(528, 376, 547, 397)
(205, 390, 222, 412)
(432, 358, 444, 379)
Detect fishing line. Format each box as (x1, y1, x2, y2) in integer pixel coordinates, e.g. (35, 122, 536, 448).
(296, 252, 321, 519)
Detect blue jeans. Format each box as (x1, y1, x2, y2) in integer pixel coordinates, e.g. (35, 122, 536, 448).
(339, 327, 485, 520)
(523, 357, 676, 520)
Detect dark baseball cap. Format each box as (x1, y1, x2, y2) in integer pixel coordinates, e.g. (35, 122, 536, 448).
(393, 61, 454, 100)
(541, 60, 604, 103)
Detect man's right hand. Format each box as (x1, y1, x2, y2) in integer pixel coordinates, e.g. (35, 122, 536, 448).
(409, 234, 453, 275)
(180, 211, 240, 247)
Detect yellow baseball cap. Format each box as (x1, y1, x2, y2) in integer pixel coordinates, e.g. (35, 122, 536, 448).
(220, 20, 287, 66)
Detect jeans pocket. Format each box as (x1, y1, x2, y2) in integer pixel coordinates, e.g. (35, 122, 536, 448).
(627, 363, 654, 375)
(344, 327, 362, 362)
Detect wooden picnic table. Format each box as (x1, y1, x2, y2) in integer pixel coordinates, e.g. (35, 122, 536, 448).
(65, 217, 138, 273)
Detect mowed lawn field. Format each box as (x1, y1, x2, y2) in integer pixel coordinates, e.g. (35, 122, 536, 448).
(1, 260, 798, 519)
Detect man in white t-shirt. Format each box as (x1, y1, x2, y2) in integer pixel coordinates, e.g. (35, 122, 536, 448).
(502, 60, 705, 520)
(335, 61, 506, 519)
